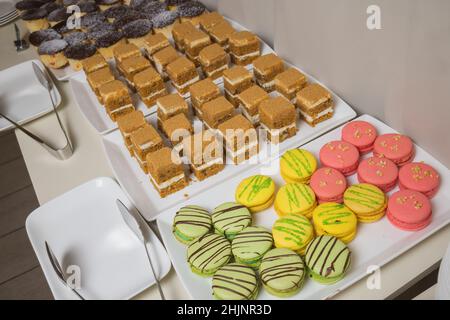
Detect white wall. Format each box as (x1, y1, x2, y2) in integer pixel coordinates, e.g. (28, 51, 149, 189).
(201, 0, 450, 167)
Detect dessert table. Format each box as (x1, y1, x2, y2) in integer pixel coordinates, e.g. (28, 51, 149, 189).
(1, 20, 448, 300)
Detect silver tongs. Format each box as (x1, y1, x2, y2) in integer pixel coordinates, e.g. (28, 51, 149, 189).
(0, 62, 73, 160)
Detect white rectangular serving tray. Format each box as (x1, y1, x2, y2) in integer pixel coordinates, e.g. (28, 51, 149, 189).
(156, 114, 450, 300)
(0, 60, 62, 132)
(26, 177, 171, 300)
(69, 17, 274, 135)
(102, 91, 356, 221)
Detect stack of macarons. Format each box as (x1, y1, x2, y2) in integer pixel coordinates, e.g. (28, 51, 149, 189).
(235, 175, 276, 213)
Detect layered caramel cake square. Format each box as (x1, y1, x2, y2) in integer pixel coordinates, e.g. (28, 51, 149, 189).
(217, 114, 259, 164)
(259, 96, 297, 144)
(113, 42, 141, 63)
(87, 66, 115, 101)
(143, 32, 170, 59)
(146, 147, 188, 198)
(130, 123, 164, 173)
(184, 28, 211, 66)
(223, 66, 253, 106)
(208, 20, 236, 51)
(156, 93, 190, 128)
(275, 68, 307, 101)
(161, 113, 194, 152)
(117, 110, 146, 153)
(117, 55, 151, 86)
(296, 83, 334, 127)
(166, 56, 200, 96)
(172, 20, 197, 52)
(253, 53, 285, 92)
(98, 80, 134, 121)
(152, 45, 179, 81)
(82, 53, 108, 74)
(189, 78, 221, 119)
(202, 96, 235, 130)
(237, 85, 269, 126)
(133, 67, 167, 108)
(229, 31, 260, 66)
(184, 130, 224, 181)
(198, 43, 229, 80)
(199, 11, 225, 33)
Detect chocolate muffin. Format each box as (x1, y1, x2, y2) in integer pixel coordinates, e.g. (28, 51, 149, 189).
(64, 43, 97, 71)
(177, 1, 206, 26)
(38, 39, 69, 68)
(64, 31, 89, 46)
(15, 0, 45, 12)
(47, 7, 71, 26)
(123, 19, 153, 47)
(29, 28, 62, 47)
(94, 30, 125, 59)
(21, 8, 49, 32)
(151, 10, 178, 38)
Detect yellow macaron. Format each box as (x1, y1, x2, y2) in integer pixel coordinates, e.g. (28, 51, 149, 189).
(312, 202, 358, 244)
(280, 149, 318, 184)
(274, 183, 317, 219)
(272, 214, 314, 255)
(235, 175, 275, 213)
(343, 183, 387, 223)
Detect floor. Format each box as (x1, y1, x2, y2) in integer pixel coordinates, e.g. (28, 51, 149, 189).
(0, 130, 439, 300)
(0, 130, 52, 300)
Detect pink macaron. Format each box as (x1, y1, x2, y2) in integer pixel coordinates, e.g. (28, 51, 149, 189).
(319, 141, 360, 176)
(387, 190, 432, 231)
(399, 162, 440, 198)
(341, 120, 378, 154)
(357, 157, 399, 192)
(310, 167, 347, 203)
(373, 134, 415, 166)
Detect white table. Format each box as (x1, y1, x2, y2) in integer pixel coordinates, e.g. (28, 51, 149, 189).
(2, 21, 448, 300)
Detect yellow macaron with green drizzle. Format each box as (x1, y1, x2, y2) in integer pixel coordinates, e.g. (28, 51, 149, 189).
(312, 202, 358, 243)
(272, 214, 314, 255)
(274, 183, 317, 219)
(280, 149, 318, 184)
(235, 175, 275, 213)
(343, 183, 387, 223)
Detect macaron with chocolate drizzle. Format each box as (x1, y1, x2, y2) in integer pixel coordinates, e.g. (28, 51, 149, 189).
(211, 202, 252, 240)
(122, 19, 153, 47)
(187, 233, 232, 277)
(64, 43, 97, 71)
(172, 205, 212, 244)
(21, 8, 49, 32)
(212, 263, 259, 300)
(38, 39, 69, 69)
(29, 28, 62, 47)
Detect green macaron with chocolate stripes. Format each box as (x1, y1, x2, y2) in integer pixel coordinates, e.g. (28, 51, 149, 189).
(304, 235, 351, 284)
(212, 202, 252, 240)
(187, 233, 232, 277)
(172, 205, 212, 244)
(259, 248, 306, 297)
(212, 263, 259, 300)
(231, 226, 273, 268)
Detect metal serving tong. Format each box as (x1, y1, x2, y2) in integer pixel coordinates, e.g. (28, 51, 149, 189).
(0, 62, 73, 160)
(116, 199, 166, 300)
(45, 241, 85, 300)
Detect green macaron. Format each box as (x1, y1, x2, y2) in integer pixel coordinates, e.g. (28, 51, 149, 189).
(187, 233, 232, 277)
(212, 263, 259, 300)
(212, 202, 252, 240)
(304, 235, 351, 285)
(231, 226, 273, 268)
(259, 248, 306, 297)
(172, 205, 212, 244)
